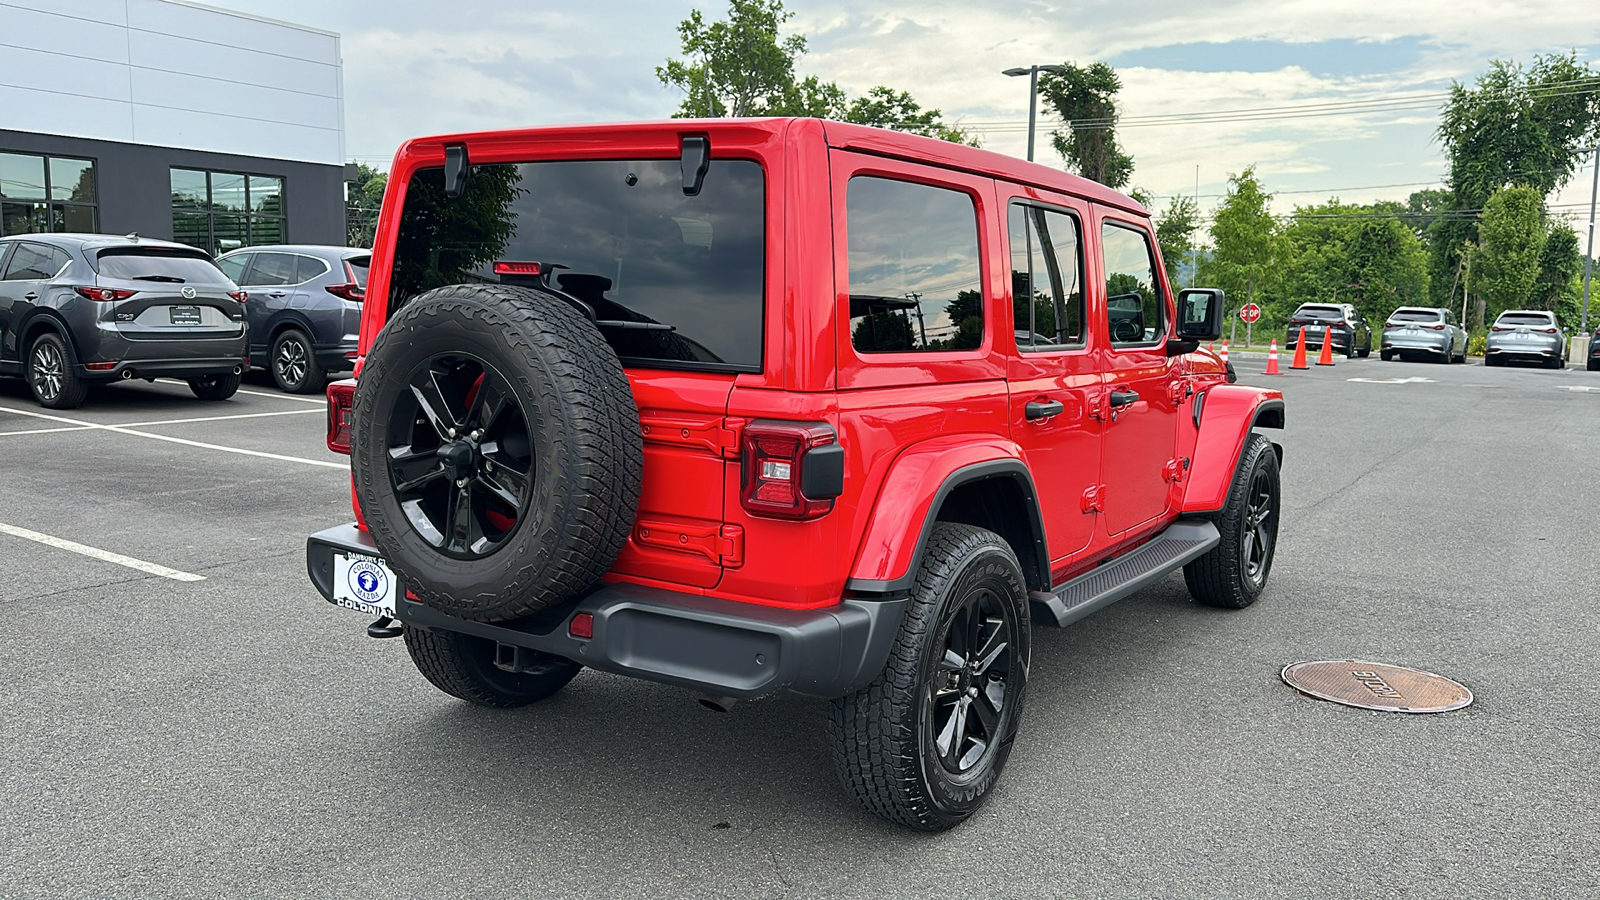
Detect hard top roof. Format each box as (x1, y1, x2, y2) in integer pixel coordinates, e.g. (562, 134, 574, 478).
(389, 118, 1150, 217)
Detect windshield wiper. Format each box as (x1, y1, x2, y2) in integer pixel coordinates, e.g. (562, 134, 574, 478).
(130, 275, 186, 283)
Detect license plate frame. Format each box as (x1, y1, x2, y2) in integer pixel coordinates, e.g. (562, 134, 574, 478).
(169, 305, 202, 326)
(331, 551, 399, 617)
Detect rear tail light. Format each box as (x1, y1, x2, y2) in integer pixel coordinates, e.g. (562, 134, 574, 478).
(493, 261, 541, 276)
(1491, 326, 1507, 332)
(1541, 327, 1558, 334)
(325, 283, 363, 302)
(1428, 324, 1445, 330)
(228, 290, 248, 302)
(74, 286, 137, 301)
(326, 379, 357, 454)
(740, 421, 844, 520)
(84, 361, 119, 371)
(569, 612, 594, 639)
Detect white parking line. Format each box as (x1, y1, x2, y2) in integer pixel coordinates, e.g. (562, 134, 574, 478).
(154, 379, 328, 404)
(0, 408, 322, 437)
(0, 522, 205, 582)
(0, 404, 347, 469)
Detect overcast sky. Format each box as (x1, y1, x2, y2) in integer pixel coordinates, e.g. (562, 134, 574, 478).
(212, 0, 1600, 224)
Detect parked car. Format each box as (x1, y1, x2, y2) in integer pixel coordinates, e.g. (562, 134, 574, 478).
(0, 233, 247, 409)
(1379, 306, 1468, 362)
(215, 245, 368, 393)
(1588, 324, 1600, 371)
(1286, 302, 1371, 357)
(304, 119, 1286, 831)
(1484, 310, 1567, 368)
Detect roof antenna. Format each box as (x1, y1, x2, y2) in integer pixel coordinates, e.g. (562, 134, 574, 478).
(125, 232, 139, 241)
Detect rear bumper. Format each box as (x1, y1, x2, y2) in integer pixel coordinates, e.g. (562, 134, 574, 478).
(1484, 342, 1560, 358)
(86, 356, 248, 380)
(313, 344, 359, 372)
(305, 523, 905, 700)
(1382, 336, 1448, 353)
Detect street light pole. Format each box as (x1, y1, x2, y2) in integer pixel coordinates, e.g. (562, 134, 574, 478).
(1581, 146, 1598, 336)
(1003, 65, 1068, 163)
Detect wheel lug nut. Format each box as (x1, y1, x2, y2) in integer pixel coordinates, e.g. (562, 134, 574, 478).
(447, 428, 457, 438)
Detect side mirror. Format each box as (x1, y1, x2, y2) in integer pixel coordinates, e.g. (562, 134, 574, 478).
(1176, 288, 1225, 341)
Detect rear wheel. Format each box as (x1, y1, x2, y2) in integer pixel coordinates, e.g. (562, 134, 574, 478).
(829, 523, 1030, 831)
(404, 626, 580, 708)
(27, 333, 88, 410)
(270, 328, 324, 394)
(1185, 433, 1279, 609)
(1588, 358, 1599, 372)
(1380, 349, 1393, 361)
(188, 372, 241, 400)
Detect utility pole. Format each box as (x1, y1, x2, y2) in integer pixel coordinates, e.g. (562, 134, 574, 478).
(1191, 165, 1199, 288)
(1003, 65, 1069, 162)
(1581, 146, 1598, 336)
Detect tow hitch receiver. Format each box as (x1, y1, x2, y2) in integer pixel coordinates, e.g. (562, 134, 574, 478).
(366, 616, 404, 639)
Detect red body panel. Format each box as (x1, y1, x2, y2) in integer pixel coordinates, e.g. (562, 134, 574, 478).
(1181, 385, 1286, 513)
(346, 117, 1278, 609)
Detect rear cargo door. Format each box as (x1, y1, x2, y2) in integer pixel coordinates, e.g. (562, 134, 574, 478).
(609, 374, 740, 588)
(100, 250, 244, 343)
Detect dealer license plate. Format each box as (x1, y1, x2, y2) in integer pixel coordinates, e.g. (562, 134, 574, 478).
(169, 305, 202, 325)
(332, 551, 398, 617)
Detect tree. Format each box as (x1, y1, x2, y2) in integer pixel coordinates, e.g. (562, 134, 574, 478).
(1474, 185, 1547, 326)
(1038, 63, 1135, 189)
(345, 162, 387, 248)
(1534, 224, 1584, 327)
(657, 0, 971, 143)
(1205, 167, 1279, 316)
(1279, 201, 1430, 325)
(1154, 196, 1199, 287)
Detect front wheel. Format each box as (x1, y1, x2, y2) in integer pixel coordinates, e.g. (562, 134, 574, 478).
(829, 523, 1030, 831)
(404, 627, 581, 708)
(1184, 433, 1280, 609)
(188, 372, 241, 400)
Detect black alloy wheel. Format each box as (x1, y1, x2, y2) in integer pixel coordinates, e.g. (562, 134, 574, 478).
(387, 352, 533, 559)
(272, 329, 324, 394)
(1241, 466, 1275, 587)
(925, 581, 1018, 776)
(1184, 432, 1280, 608)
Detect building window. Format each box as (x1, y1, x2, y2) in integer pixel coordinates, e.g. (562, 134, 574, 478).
(171, 168, 285, 255)
(0, 151, 98, 237)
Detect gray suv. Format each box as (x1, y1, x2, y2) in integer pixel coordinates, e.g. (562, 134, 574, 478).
(1485, 310, 1567, 368)
(1380, 306, 1468, 362)
(216, 245, 368, 393)
(0, 234, 248, 409)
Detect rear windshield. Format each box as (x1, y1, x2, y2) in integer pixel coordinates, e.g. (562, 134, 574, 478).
(1292, 305, 1344, 320)
(346, 255, 369, 289)
(95, 249, 230, 284)
(1496, 312, 1554, 326)
(392, 159, 766, 372)
(1388, 309, 1441, 323)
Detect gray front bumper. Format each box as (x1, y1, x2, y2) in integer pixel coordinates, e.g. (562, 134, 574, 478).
(305, 523, 905, 700)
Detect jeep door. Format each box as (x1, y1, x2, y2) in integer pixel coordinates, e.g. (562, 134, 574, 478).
(1002, 194, 1102, 563)
(1095, 214, 1180, 536)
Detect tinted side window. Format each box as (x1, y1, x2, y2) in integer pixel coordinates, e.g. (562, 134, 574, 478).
(1101, 222, 1165, 347)
(1009, 202, 1084, 350)
(216, 253, 249, 283)
(848, 177, 983, 353)
(295, 255, 329, 283)
(245, 252, 297, 286)
(2, 242, 61, 280)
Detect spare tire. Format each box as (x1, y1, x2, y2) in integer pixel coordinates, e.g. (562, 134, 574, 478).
(351, 283, 642, 622)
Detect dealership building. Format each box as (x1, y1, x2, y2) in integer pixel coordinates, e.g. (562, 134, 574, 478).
(0, 0, 347, 255)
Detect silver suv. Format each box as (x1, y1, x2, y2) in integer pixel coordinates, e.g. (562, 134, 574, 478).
(1485, 310, 1567, 369)
(0, 234, 248, 408)
(1380, 306, 1467, 362)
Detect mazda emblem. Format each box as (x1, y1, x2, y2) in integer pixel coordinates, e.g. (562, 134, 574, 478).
(181, 286, 196, 299)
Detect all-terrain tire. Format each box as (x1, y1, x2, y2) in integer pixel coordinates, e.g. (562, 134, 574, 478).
(1184, 432, 1280, 609)
(829, 523, 1031, 831)
(27, 332, 89, 410)
(188, 372, 241, 400)
(352, 283, 642, 622)
(404, 626, 581, 708)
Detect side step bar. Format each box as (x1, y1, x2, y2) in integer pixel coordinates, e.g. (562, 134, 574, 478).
(1029, 518, 1221, 627)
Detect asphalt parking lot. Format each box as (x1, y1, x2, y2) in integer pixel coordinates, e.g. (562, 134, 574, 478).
(2, 357, 1598, 899)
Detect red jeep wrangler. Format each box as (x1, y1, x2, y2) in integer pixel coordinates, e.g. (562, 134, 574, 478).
(306, 118, 1284, 831)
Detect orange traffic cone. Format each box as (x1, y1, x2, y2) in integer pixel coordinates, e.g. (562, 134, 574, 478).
(1290, 327, 1309, 369)
(1220, 340, 1230, 367)
(1316, 325, 1336, 366)
(1264, 340, 1281, 375)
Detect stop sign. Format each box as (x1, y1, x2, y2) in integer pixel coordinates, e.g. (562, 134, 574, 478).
(1239, 303, 1262, 323)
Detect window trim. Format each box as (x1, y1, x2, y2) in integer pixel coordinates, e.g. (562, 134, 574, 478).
(1099, 217, 1169, 351)
(1008, 199, 1088, 354)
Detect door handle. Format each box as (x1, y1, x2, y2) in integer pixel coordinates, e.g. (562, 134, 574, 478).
(24, 292, 38, 300)
(1025, 399, 1064, 420)
(268, 291, 287, 298)
(1109, 388, 1140, 408)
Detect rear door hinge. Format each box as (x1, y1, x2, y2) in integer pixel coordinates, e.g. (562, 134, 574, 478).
(1080, 484, 1106, 514)
(635, 520, 745, 567)
(639, 413, 745, 458)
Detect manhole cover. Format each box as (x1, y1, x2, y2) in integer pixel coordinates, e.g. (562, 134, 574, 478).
(1281, 660, 1472, 713)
